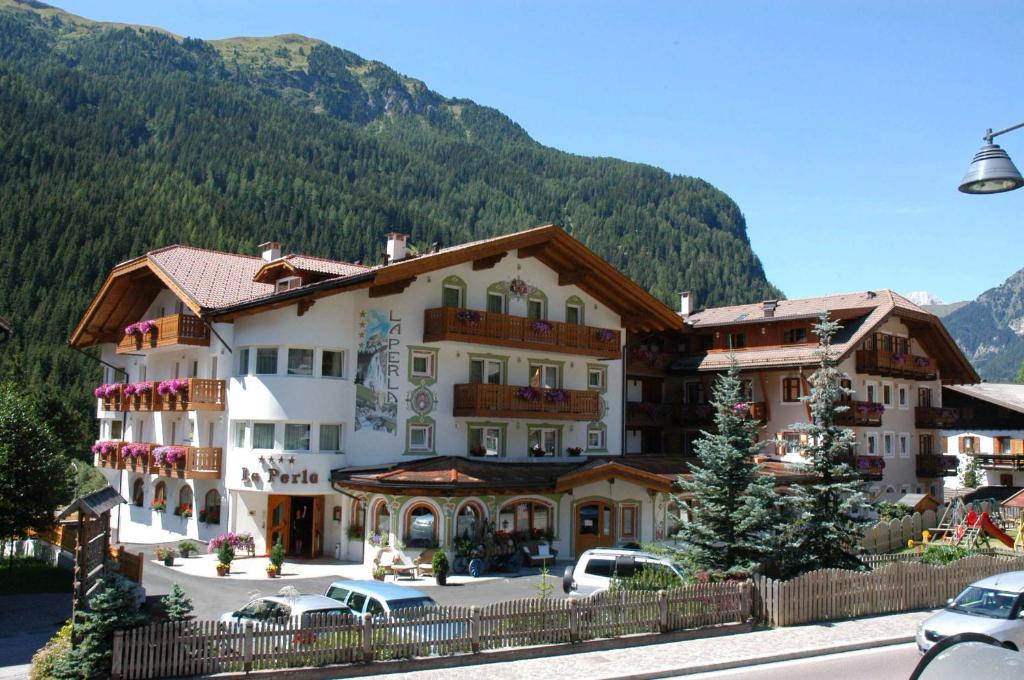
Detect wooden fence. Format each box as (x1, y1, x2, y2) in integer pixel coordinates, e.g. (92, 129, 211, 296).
(860, 500, 1019, 554)
(111, 583, 751, 680)
(753, 554, 1024, 627)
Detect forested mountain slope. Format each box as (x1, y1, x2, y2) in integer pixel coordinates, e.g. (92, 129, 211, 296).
(941, 268, 1024, 382)
(0, 0, 779, 451)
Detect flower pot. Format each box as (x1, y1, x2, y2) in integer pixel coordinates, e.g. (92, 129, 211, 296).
(435, 573, 447, 586)
(163, 557, 174, 567)
(266, 567, 278, 578)
(373, 572, 385, 581)
(217, 565, 230, 577)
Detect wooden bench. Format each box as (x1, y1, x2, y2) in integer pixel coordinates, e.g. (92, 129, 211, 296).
(521, 542, 558, 568)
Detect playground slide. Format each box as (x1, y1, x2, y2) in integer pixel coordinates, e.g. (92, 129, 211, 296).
(966, 511, 1015, 548)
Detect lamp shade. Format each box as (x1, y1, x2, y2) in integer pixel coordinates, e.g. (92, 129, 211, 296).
(959, 143, 1024, 194)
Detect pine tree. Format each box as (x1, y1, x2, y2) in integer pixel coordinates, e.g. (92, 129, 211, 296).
(673, 360, 781, 574)
(161, 583, 193, 622)
(55, 575, 147, 680)
(777, 313, 872, 577)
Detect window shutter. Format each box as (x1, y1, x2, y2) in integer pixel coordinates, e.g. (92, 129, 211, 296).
(958, 437, 966, 454)
(775, 434, 785, 456)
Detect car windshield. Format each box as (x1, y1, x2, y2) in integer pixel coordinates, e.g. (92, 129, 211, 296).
(387, 597, 437, 618)
(948, 586, 1020, 619)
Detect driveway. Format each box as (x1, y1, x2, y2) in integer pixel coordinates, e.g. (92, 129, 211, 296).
(0, 593, 70, 678)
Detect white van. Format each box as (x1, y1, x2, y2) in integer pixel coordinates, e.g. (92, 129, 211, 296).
(563, 548, 684, 597)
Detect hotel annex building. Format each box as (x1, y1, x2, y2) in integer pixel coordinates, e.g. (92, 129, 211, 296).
(73, 225, 979, 562)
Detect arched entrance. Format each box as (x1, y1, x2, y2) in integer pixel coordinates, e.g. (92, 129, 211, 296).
(575, 500, 615, 557)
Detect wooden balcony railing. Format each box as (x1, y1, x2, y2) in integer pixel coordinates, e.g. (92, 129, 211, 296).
(850, 455, 885, 480)
(453, 384, 601, 421)
(92, 442, 124, 470)
(150, 446, 223, 480)
(626, 401, 669, 423)
(916, 454, 959, 477)
(835, 401, 884, 427)
(855, 349, 937, 380)
(915, 406, 973, 429)
(116, 314, 210, 354)
(675, 401, 767, 426)
(424, 307, 620, 359)
(972, 453, 1024, 471)
(117, 378, 226, 412)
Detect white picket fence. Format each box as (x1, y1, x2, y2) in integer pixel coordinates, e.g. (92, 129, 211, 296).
(111, 583, 752, 680)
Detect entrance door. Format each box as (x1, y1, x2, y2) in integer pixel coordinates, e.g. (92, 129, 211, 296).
(312, 496, 324, 557)
(575, 500, 615, 557)
(268, 495, 290, 557)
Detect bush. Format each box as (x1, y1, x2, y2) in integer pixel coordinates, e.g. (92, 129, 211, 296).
(920, 543, 971, 566)
(610, 566, 683, 592)
(56, 574, 147, 679)
(161, 584, 193, 622)
(217, 540, 234, 567)
(177, 540, 197, 558)
(269, 539, 285, 570)
(431, 550, 449, 578)
(875, 501, 913, 522)
(30, 619, 71, 680)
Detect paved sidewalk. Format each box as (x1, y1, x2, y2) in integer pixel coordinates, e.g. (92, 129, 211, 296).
(384, 609, 931, 680)
(0, 593, 70, 680)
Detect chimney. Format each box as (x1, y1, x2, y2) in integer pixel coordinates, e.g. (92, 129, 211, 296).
(762, 299, 778, 318)
(679, 291, 693, 316)
(259, 241, 281, 262)
(385, 232, 408, 263)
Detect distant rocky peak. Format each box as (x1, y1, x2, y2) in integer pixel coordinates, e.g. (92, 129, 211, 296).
(904, 291, 944, 306)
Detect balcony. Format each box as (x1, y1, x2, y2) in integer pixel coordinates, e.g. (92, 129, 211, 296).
(852, 455, 885, 480)
(915, 406, 973, 429)
(626, 401, 670, 424)
(424, 307, 620, 359)
(115, 378, 225, 412)
(101, 442, 223, 479)
(453, 384, 601, 421)
(835, 401, 884, 427)
(916, 454, 959, 477)
(675, 401, 767, 426)
(972, 453, 1024, 471)
(855, 349, 937, 380)
(92, 442, 123, 470)
(116, 314, 210, 354)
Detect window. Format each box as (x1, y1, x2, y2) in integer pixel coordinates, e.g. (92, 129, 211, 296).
(918, 387, 932, 408)
(486, 292, 504, 314)
(252, 423, 275, 449)
(287, 349, 314, 376)
(497, 500, 552, 533)
(865, 382, 877, 403)
(372, 500, 391, 534)
(470, 357, 504, 385)
(897, 385, 909, 409)
(783, 328, 807, 344)
(178, 486, 193, 515)
(588, 427, 606, 450)
(866, 433, 878, 456)
(153, 481, 167, 506)
(620, 504, 638, 541)
(285, 424, 311, 451)
(275, 276, 302, 292)
(455, 502, 484, 540)
(469, 426, 502, 456)
(409, 424, 433, 452)
(529, 427, 560, 456)
(899, 433, 910, 458)
(236, 348, 250, 376)
(411, 350, 436, 379)
(234, 422, 248, 448)
(405, 504, 438, 548)
(740, 380, 754, 401)
(255, 348, 278, 375)
(588, 366, 607, 391)
(203, 490, 221, 524)
(883, 432, 894, 458)
(110, 420, 123, 440)
(566, 301, 584, 325)
(920, 434, 934, 456)
(530, 363, 561, 389)
(960, 436, 977, 454)
(132, 478, 144, 507)
(782, 433, 802, 456)
(319, 424, 342, 452)
(782, 378, 801, 402)
(584, 559, 614, 578)
(882, 384, 893, 407)
(321, 350, 345, 378)
(727, 332, 746, 349)
(685, 382, 705, 405)
(527, 298, 544, 320)
(442, 285, 462, 308)
(349, 499, 363, 536)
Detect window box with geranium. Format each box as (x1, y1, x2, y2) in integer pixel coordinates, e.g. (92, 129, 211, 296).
(157, 378, 189, 397)
(566, 447, 583, 456)
(151, 499, 167, 512)
(174, 504, 193, 519)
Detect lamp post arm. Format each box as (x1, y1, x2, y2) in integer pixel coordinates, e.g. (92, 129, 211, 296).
(985, 121, 1024, 144)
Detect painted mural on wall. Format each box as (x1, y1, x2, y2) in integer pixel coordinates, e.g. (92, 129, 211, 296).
(355, 310, 401, 433)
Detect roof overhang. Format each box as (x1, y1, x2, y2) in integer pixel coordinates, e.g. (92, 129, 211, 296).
(554, 461, 673, 493)
(944, 384, 1024, 415)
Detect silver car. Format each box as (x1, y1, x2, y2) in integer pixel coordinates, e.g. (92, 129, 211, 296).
(916, 571, 1024, 653)
(220, 594, 350, 626)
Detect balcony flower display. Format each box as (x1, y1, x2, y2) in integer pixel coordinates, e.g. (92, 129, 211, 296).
(733, 402, 750, 415)
(631, 347, 661, 366)
(596, 328, 617, 343)
(93, 383, 120, 398)
(892, 353, 907, 365)
(529, 320, 554, 335)
(120, 443, 149, 459)
(152, 446, 186, 468)
(544, 388, 569, 403)
(455, 309, 483, 325)
(157, 378, 189, 396)
(122, 382, 152, 397)
(174, 504, 193, 519)
(91, 441, 118, 456)
(515, 386, 541, 402)
(566, 446, 583, 456)
(151, 498, 167, 512)
(856, 403, 885, 415)
(123, 319, 157, 336)
(915, 357, 931, 368)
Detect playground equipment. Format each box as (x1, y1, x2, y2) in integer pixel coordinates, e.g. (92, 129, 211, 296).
(932, 495, 1019, 550)
(1001, 489, 1024, 553)
(963, 511, 1014, 548)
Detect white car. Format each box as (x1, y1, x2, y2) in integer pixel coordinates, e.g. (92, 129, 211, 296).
(220, 595, 350, 626)
(916, 571, 1024, 653)
(562, 548, 684, 597)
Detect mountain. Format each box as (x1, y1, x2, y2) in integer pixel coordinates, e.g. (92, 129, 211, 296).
(904, 291, 944, 307)
(941, 268, 1024, 382)
(0, 0, 781, 451)
(923, 301, 969, 319)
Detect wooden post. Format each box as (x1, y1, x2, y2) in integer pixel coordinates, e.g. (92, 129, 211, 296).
(469, 606, 481, 654)
(657, 590, 668, 633)
(567, 598, 579, 643)
(362, 613, 373, 663)
(111, 629, 124, 680)
(242, 622, 253, 672)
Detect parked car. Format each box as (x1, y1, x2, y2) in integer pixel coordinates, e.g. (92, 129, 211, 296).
(563, 548, 684, 597)
(324, 579, 437, 617)
(220, 595, 350, 626)
(916, 571, 1024, 653)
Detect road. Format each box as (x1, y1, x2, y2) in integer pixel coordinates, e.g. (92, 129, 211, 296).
(676, 643, 922, 680)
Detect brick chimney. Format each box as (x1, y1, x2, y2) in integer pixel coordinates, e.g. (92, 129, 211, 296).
(259, 241, 281, 262)
(386, 232, 408, 263)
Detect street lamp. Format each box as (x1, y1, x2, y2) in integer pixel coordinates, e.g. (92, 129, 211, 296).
(959, 121, 1024, 194)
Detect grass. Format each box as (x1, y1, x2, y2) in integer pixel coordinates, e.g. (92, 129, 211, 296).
(0, 556, 72, 595)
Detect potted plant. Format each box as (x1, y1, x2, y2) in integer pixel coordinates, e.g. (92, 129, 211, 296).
(216, 540, 234, 576)
(566, 446, 583, 456)
(432, 550, 450, 586)
(178, 540, 197, 558)
(155, 546, 176, 567)
(151, 498, 167, 512)
(372, 563, 387, 581)
(268, 539, 285, 578)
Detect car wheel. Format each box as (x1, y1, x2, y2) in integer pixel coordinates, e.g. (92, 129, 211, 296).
(562, 565, 574, 594)
(1002, 641, 1018, 651)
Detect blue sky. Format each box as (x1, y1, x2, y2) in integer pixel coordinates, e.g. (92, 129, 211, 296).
(59, 1, 1024, 303)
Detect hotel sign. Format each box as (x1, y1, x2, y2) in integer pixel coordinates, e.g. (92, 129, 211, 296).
(241, 467, 319, 484)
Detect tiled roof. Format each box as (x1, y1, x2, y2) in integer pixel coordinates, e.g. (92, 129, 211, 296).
(332, 456, 581, 491)
(944, 383, 1024, 416)
(685, 289, 924, 327)
(148, 246, 273, 309)
(275, 254, 368, 278)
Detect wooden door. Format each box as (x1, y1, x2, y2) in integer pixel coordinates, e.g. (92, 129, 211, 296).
(268, 495, 290, 557)
(312, 496, 324, 557)
(575, 500, 615, 558)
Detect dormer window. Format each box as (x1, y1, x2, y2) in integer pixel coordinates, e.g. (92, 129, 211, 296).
(276, 276, 302, 293)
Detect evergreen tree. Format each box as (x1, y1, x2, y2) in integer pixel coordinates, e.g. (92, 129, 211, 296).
(673, 360, 780, 574)
(777, 313, 871, 577)
(56, 575, 147, 680)
(161, 583, 193, 622)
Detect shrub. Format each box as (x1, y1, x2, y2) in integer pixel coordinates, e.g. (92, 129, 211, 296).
(875, 501, 913, 522)
(177, 540, 197, 558)
(56, 574, 146, 679)
(431, 550, 449, 578)
(920, 543, 971, 566)
(610, 566, 683, 592)
(161, 584, 193, 622)
(30, 619, 71, 680)
(217, 540, 235, 568)
(269, 539, 285, 570)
